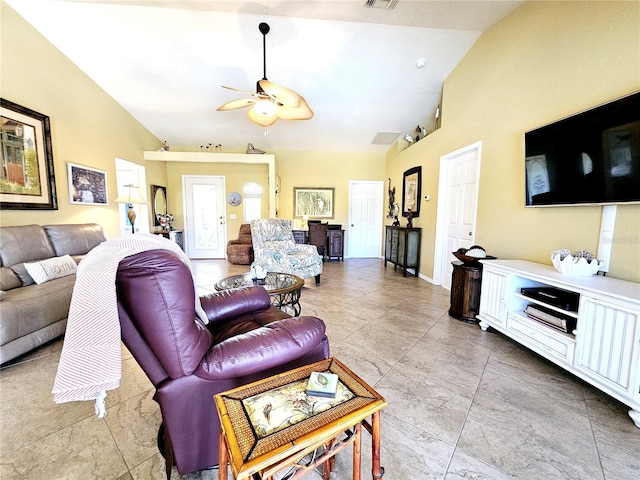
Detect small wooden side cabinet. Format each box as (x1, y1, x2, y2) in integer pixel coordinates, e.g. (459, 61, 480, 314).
(384, 226, 421, 277)
(449, 261, 482, 323)
(326, 229, 344, 261)
(292, 229, 308, 244)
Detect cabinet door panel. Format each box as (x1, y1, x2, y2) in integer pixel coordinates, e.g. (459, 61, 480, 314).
(478, 269, 508, 327)
(575, 296, 639, 395)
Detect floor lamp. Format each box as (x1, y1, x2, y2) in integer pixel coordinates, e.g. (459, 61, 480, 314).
(115, 184, 147, 234)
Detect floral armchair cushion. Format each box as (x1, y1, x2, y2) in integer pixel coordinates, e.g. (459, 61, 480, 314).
(250, 219, 323, 282)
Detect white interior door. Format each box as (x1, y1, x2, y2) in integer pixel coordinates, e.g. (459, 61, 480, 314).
(348, 181, 384, 258)
(183, 175, 226, 259)
(434, 142, 481, 288)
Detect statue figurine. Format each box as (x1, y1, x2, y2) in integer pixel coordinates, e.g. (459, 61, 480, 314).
(392, 202, 400, 226)
(406, 208, 413, 228)
(387, 178, 396, 218)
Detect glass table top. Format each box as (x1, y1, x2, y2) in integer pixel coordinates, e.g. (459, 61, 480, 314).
(215, 272, 304, 294)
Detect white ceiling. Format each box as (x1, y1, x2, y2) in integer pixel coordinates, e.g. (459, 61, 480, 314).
(6, 0, 525, 153)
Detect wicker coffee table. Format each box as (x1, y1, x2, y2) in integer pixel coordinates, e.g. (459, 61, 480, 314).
(214, 357, 387, 480)
(215, 272, 304, 316)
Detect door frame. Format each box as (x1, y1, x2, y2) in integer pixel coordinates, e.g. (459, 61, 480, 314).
(347, 180, 384, 258)
(433, 141, 482, 286)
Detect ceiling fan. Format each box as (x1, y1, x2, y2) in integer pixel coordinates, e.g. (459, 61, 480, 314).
(217, 23, 313, 127)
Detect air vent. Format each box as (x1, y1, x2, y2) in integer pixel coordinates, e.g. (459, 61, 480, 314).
(371, 132, 400, 145)
(364, 0, 399, 10)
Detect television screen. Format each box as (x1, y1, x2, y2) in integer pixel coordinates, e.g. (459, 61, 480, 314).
(525, 92, 640, 207)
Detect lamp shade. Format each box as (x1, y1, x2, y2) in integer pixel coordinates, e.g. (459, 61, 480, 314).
(114, 184, 147, 205)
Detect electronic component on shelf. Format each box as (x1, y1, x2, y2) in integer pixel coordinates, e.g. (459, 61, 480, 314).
(521, 287, 579, 311)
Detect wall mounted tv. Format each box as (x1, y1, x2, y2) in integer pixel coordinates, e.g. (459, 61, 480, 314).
(525, 91, 640, 207)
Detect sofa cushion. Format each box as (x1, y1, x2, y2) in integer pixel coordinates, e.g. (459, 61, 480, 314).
(0, 225, 55, 268)
(0, 267, 21, 291)
(0, 275, 75, 346)
(44, 224, 106, 256)
(24, 255, 77, 285)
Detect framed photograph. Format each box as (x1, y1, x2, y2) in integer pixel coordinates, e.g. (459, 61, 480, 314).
(294, 187, 334, 219)
(402, 166, 422, 217)
(67, 162, 108, 205)
(0, 99, 58, 209)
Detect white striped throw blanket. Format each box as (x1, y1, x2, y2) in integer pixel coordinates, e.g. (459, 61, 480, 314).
(52, 234, 207, 417)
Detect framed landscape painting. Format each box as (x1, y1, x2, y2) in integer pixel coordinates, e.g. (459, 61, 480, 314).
(0, 99, 57, 209)
(294, 187, 334, 219)
(67, 162, 108, 205)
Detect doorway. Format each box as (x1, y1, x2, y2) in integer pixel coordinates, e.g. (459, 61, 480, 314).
(182, 175, 226, 259)
(348, 180, 384, 258)
(434, 141, 482, 288)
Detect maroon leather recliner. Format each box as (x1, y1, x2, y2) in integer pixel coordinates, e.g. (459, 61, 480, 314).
(116, 250, 330, 477)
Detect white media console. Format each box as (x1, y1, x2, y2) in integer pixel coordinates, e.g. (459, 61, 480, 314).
(477, 259, 640, 427)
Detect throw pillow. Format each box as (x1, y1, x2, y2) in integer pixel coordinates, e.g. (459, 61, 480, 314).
(0, 267, 22, 290)
(24, 255, 78, 285)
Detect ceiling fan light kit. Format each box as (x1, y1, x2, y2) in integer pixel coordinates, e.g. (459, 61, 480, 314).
(217, 22, 313, 127)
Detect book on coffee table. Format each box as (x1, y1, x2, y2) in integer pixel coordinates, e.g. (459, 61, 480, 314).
(306, 371, 339, 398)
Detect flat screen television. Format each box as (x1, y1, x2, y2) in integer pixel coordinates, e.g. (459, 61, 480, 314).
(525, 91, 640, 207)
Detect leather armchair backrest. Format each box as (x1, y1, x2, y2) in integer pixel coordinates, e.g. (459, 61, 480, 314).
(116, 250, 213, 379)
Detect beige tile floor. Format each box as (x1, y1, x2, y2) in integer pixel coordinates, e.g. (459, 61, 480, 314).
(1, 258, 639, 479)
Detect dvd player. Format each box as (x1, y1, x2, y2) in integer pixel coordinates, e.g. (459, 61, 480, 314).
(520, 287, 579, 311)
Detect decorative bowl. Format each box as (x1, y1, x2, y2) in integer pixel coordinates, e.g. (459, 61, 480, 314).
(551, 253, 602, 277)
(452, 252, 496, 265)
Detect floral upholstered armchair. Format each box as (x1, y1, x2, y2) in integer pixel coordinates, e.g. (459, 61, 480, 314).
(251, 219, 323, 285)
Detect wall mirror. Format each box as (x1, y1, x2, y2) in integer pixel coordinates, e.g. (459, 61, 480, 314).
(151, 184, 167, 226)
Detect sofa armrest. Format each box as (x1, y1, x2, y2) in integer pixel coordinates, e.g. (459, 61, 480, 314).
(196, 316, 327, 379)
(200, 286, 271, 324)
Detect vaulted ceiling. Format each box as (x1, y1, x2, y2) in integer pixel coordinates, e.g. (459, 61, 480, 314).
(6, 0, 525, 152)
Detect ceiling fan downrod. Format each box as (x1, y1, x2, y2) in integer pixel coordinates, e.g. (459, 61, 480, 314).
(259, 22, 270, 81)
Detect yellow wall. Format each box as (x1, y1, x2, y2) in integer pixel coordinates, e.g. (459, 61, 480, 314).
(388, 1, 640, 283)
(275, 150, 386, 227)
(0, 3, 160, 237)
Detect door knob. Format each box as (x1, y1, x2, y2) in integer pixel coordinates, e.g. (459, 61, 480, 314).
(468, 232, 472, 236)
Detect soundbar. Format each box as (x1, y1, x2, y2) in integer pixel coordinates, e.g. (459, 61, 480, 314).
(520, 287, 579, 311)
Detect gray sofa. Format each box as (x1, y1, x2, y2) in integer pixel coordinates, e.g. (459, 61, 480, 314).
(0, 224, 106, 364)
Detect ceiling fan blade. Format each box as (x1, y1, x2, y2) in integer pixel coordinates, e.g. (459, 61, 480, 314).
(248, 108, 279, 127)
(276, 96, 314, 120)
(217, 98, 258, 111)
(259, 79, 302, 108)
(221, 85, 259, 96)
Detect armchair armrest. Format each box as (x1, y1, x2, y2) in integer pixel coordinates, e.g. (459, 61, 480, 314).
(288, 243, 321, 256)
(197, 316, 327, 379)
(200, 286, 271, 324)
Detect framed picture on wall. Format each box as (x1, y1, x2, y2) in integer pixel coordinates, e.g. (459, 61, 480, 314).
(0, 99, 58, 210)
(67, 162, 108, 205)
(294, 187, 334, 219)
(402, 166, 421, 217)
